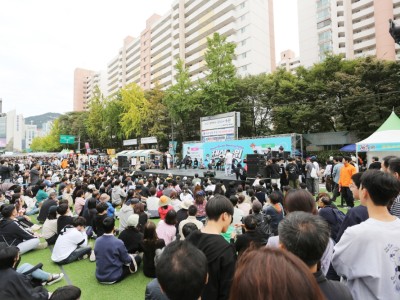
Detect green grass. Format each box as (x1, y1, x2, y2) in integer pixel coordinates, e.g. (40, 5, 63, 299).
(21, 214, 160, 300)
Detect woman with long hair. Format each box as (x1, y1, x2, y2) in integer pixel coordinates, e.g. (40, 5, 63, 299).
(141, 221, 165, 278)
(194, 190, 207, 222)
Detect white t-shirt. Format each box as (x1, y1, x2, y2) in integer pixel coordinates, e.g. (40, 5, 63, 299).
(332, 218, 400, 300)
(225, 152, 233, 164)
(146, 196, 160, 212)
(51, 227, 88, 262)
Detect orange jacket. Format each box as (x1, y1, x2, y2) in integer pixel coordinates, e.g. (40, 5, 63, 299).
(338, 163, 356, 187)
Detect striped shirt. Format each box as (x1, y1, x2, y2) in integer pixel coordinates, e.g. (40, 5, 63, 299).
(390, 194, 400, 218)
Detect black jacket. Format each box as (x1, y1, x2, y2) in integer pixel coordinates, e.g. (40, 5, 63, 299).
(0, 268, 48, 300)
(118, 227, 143, 254)
(57, 215, 74, 234)
(0, 218, 35, 246)
(314, 269, 353, 300)
(37, 198, 57, 223)
(186, 231, 236, 300)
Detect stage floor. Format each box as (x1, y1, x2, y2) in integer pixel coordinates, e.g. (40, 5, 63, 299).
(132, 167, 240, 181)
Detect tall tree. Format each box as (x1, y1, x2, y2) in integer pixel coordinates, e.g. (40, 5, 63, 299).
(164, 59, 201, 143)
(201, 33, 237, 115)
(120, 83, 150, 139)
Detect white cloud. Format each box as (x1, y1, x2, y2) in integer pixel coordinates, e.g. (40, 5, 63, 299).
(0, 0, 298, 117)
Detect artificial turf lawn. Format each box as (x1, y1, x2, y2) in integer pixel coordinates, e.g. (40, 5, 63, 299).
(20, 186, 356, 299)
(21, 217, 160, 300)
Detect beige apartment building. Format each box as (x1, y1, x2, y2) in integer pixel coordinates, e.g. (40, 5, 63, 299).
(298, 0, 400, 68)
(105, 0, 276, 96)
(73, 68, 107, 112)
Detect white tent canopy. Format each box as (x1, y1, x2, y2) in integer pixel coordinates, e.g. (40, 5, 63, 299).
(356, 111, 400, 165)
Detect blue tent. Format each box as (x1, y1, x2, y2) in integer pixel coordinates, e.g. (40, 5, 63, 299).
(340, 144, 356, 152)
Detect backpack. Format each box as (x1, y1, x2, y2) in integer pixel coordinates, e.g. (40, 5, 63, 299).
(332, 208, 345, 225)
(256, 214, 274, 245)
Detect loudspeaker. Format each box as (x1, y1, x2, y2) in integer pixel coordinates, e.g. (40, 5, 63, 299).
(246, 154, 266, 178)
(203, 171, 216, 178)
(118, 156, 130, 170)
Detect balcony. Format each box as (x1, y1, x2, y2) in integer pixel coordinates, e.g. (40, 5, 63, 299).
(186, 49, 206, 65)
(152, 57, 171, 74)
(152, 16, 172, 41)
(353, 26, 375, 41)
(394, 6, 400, 17)
(353, 37, 376, 51)
(185, 0, 235, 36)
(185, 11, 236, 45)
(352, 5, 374, 21)
(152, 27, 172, 46)
(185, 0, 225, 25)
(352, 16, 374, 31)
(152, 48, 171, 65)
(351, 0, 373, 12)
(152, 36, 172, 56)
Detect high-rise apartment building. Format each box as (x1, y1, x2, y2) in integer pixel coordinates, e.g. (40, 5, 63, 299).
(106, 0, 275, 96)
(278, 49, 301, 72)
(298, 0, 400, 68)
(73, 69, 107, 111)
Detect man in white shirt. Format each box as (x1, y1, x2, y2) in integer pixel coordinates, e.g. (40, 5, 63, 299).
(51, 216, 92, 265)
(225, 150, 233, 176)
(332, 170, 400, 300)
(178, 205, 203, 240)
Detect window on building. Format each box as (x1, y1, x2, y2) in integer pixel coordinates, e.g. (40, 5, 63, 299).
(317, 7, 330, 21)
(242, 52, 247, 59)
(317, 0, 329, 9)
(240, 1, 246, 9)
(241, 39, 247, 46)
(317, 19, 331, 29)
(240, 14, 246, 21)
(241, 26, 246, 33)
(318, 30, 332, 42)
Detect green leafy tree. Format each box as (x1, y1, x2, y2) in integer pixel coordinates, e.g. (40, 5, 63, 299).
(201, 33, 237, 115)
(85, 86, 106, 148)
(164, 59, 201, 143)
(120, 83, 150, 139)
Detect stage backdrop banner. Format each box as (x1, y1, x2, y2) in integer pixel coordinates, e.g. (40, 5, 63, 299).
(183, 136, 292, 164)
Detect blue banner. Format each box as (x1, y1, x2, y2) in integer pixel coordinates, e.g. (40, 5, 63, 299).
(183, 136, 292, 164)
(357, 142, 400, 152)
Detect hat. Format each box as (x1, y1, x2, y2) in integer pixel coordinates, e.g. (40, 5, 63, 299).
(127, 214, 139, 227)
(100, 193, 110, 202)
(180, 198, 193, 210)
(159, 195, 171, 207)
(88, 184, 96, 190)
(167, 173, 173, 178)
(182, 176, 187, 181)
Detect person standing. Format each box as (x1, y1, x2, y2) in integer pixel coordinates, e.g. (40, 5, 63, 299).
(338, 157, 357, 208)
(331, 156, 343, 202)
(29, 163, 42, 186)
(224, 150, 233, 176)
(332, 170, 400, 300)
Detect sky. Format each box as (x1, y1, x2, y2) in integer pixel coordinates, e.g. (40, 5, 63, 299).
(0, 0, 299, 118)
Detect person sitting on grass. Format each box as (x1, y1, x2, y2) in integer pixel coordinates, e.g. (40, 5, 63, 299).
(41, 206, 58, 245)
(51, 216, 92, 265)
(0, 242, 64, 287)
(141, 221, 166, 278)
(93, 202, 109, 238)
(94, 217, 141, 284)
(0, 243, 49, 300)
(0, 204, 47, 254)
(56, 203, 74, 235)
(118, 214, 143, 254)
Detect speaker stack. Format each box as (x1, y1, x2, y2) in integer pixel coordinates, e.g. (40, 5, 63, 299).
(246, 154, 266, 178)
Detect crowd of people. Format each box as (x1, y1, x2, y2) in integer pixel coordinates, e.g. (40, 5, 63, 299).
(0, 153, 399, 299)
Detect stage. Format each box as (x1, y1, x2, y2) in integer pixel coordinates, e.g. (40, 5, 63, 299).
(129, 167, 250, 186)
